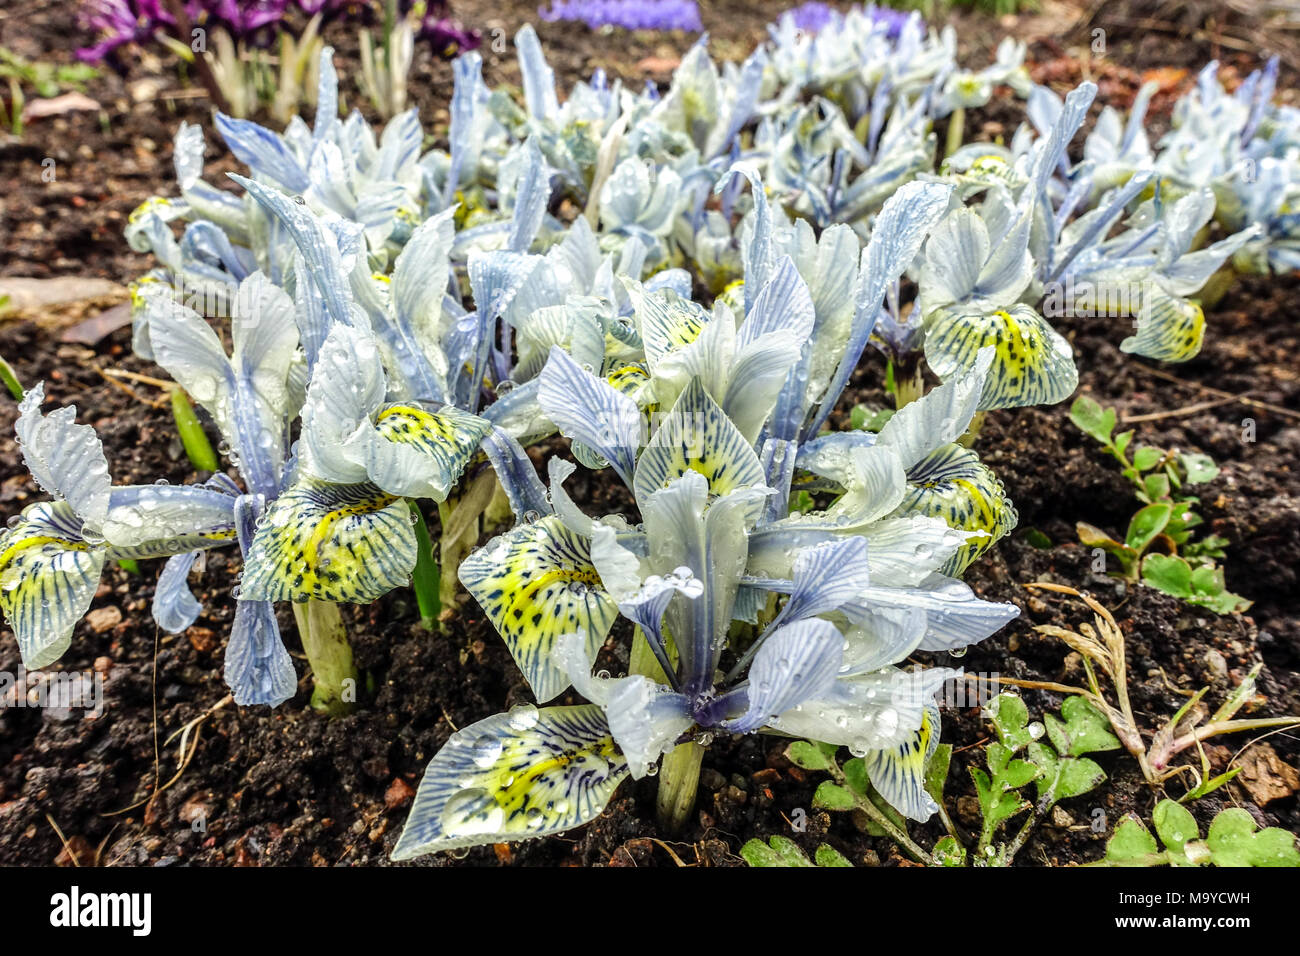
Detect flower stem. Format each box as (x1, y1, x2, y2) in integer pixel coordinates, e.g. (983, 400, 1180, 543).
(656, 741, 704, 835)
(945, 106, 966, 159)
(293, 599, 357, 716)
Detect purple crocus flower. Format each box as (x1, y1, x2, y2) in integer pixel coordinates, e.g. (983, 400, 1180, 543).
(538, 0, 703, 32)
(784, 2, 915, 40)
(76, 0, 178, 60)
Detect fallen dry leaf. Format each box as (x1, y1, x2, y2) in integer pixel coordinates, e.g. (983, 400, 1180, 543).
(1236, 743, 1300, 806)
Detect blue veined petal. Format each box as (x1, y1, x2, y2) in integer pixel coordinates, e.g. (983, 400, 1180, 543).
(794, 431, 879, 487)
(840, 605, 928, 674)
(644, 473, 770, 697)
(843, 577, 1020, 654)
(875, 346, 993, 470)
(715, 163, 775, 315)
(537, 347, 642, 487)
(773, 536, 871, 627)
(512, 298, 606, 383)
(855, 515, 973, 586)
(1028, 82, 1096, 194)
(392, 703, 627, 859)
(482, 377, 553, 445)
(508, 138, 551, 254)
(737, 255, 816, 351)
(715, 47, 767, 158)
(230, 272, 300, 471)
(721, 618, 843, 733)
(918, 207, 990, 310)
(546, 458, 592, 537)
(864, 703, 943, 821)
(459, 515, 619, 702)
(15, 383, 111, 528)
(373, 108, 422, 180)
(224, 596, 297, 708)
(823, 444, 908, 528)
(153, 551, 202, 634)
(310, 44, 339, 143)
(758, 438, 797, 524)
(770, 665, 959, 756)
(627, 280, 712, 375)
(180, 221, 255, 282)
(101, 484, 238, 553)
(234, 176, 357, 329)
(554, 632, 692, 779)
(632, 379, 766, 502)
(514, 25, 558, 121)
(392, 205, 457, 344)
(0, 501, 105, 669)
(444, 52, 485, 206)
(807, 179, 953, 438)
(480, 426, 550, 521)
(214, 113, 308, 194)
(644, 268, 692, 298)
(240, 479, 417, 604)
(299, 324, 385, 485)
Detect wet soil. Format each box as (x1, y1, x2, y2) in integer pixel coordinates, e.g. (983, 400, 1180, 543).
(0, 0, 1296, 867)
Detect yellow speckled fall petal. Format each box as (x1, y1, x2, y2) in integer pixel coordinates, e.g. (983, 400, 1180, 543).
(1120, 292, 1205, 362)
(368, 402, 492, 501)
(392, 703, 628, 858)
(240, 479, 417, 603)
(925, 303, 1078, 411)
(864, 704, 941, 822)
(892, 444, 1018, 575)
(0, 501, 105, 670)
(459, 515, 618, 702)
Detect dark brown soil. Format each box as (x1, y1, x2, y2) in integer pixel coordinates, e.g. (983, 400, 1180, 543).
(0, 0, 1296, 868)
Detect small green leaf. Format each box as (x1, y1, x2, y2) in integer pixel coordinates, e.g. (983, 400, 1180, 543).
(814, 844, 853, 867)
(1114, 430, 1133, 456)
(741, 835, 816, 867)
(787, 740, 834, 771)
(0, 353, 23, 400)
(1125, 502, 1172, 554)
(842, 757, 870, 797)
(924, 743, 953, 807)
(1132, 446, 1163, 471)
(1205, 808, 1300, 867)
(1153, 799, 1199, 862)
(1142, 553, 1194, 598)
(988, 693, 1033, 751)
(1048, 696, 1122, 756)
(1105, 816, 1162, 866)
(932, 835, 966, 867)
(1002, 759, 1040, 790)
(409, 503, 441, 628)
(1024, 528, 1052, 549)
(813, 781, 856, 811)
(1055, 757, 1106, 801)
(1070, 396, 1115, 444)
(1179, 452, 1219, 484)
(1143, 472, 1171, 501)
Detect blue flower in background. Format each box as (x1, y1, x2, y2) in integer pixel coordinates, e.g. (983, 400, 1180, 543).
(538, 0, 703, 32)
(786, 2, 914, 39)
